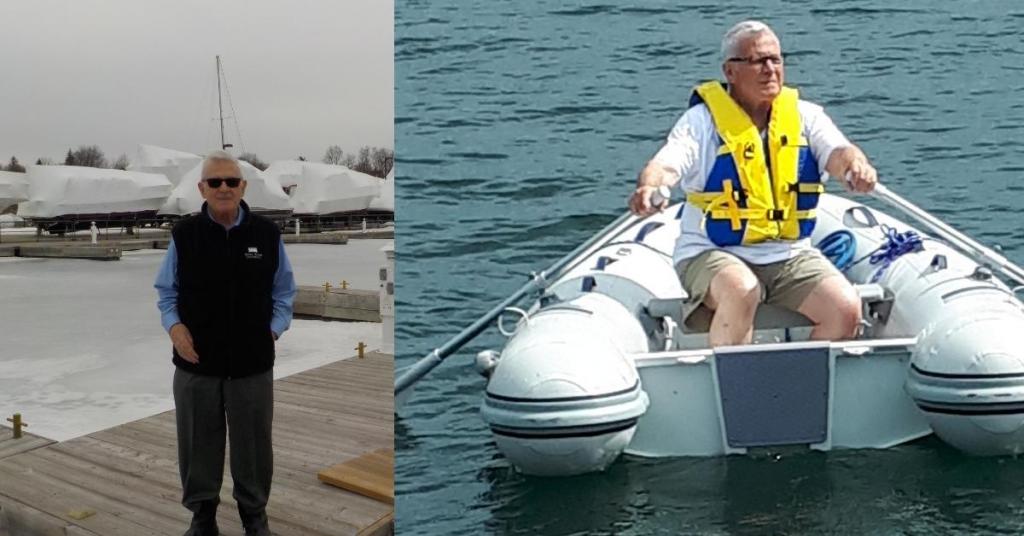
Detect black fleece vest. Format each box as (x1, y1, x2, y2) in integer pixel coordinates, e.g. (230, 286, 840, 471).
(171, 201, 280, 378)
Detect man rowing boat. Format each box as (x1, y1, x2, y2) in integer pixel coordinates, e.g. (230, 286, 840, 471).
(628, 20, 878, 346)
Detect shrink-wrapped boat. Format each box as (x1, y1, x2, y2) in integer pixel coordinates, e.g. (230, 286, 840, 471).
(158, 160, 291, 216)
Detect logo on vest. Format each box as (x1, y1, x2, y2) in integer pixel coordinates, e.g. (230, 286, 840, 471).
(245, 246, 262, 260)
(743, 142, 755, 160)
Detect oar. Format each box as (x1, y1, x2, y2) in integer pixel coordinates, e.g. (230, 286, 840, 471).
(394, 210, 640, 404)
(870, 183, 1024, 285)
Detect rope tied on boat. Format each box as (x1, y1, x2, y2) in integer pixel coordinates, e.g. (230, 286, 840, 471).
(868, 225, 924, 282)
(819, 225, 924, 282)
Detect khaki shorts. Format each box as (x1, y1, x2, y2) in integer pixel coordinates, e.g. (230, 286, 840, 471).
(675, 248, 842, 330)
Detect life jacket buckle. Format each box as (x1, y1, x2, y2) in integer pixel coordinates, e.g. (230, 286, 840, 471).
(742, 142, 755, 160)
(767, 209, 786, 221)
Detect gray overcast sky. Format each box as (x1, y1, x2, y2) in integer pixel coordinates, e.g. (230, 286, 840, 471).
(0, 0, 393, 165)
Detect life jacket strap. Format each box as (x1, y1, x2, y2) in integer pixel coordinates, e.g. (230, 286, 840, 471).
(787, 183, 825, 194)
(706, 208, 816, 222)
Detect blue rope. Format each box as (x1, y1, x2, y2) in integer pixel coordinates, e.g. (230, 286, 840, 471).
(868, 225, 924, 282)
(819, 230, 856, 271)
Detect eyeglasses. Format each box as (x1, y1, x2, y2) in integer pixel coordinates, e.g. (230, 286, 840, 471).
(204, 177, 242, 188)
(727, 55, 784, 68)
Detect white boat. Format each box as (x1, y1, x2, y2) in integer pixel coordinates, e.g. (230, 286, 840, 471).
(18, 165, 172, 219)
(0, 170, 29, 212)
(396, 186, 1024, 477)
(369, 168, 395, 213)
(128, 144, 203, 187)
(265, 161, 380, 215)
(158, 159, 291, 216)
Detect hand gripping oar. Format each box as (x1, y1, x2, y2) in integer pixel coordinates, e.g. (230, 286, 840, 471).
(394, 210, 639, 402)
(870, 183, 1024, 285)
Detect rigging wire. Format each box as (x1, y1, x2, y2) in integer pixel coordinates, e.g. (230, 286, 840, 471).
(218, 57, 247, 154)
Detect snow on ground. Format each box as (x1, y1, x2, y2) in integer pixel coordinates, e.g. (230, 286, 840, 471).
(286, 239, 391, 289)
(0, 241, 391, 441)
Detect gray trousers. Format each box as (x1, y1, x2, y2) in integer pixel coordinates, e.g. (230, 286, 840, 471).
(173, 368, 274, 527)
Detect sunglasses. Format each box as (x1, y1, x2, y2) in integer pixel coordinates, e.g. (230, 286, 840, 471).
(204, 177, 242, 188)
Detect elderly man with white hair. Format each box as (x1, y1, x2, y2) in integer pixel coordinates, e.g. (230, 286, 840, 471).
(155, 150, 296, 536)
(628, 20, 878, 347)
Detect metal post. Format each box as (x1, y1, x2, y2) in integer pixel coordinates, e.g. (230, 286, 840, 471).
(217, 55, 227, 151)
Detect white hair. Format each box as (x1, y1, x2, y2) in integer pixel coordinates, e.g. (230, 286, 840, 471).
(721, 20, 778, 62)
(200, 150, 240, 180)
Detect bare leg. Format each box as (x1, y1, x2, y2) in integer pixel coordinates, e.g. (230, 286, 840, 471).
(705, 264, 761, 347)
(797, 275, 862, 340)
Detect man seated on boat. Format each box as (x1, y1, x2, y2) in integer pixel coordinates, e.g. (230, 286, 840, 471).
(628, 20, 877, 346)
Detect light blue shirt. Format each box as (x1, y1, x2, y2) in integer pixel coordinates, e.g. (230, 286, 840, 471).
(154, 207, 297, 338)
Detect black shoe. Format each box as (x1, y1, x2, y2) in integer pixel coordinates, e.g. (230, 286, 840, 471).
(239, 508, 271, 536)
(184, 500, 220, 536)
(243, 522, 272, 536)
(183, 519, 219, 536)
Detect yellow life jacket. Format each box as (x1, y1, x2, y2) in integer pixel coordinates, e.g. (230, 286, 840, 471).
(685, 81, 824, 247)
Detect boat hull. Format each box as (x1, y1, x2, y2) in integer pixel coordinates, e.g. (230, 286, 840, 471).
(482, 193, 1024, 475)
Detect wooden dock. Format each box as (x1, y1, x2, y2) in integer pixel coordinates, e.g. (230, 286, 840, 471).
(294, 286, 381, 322)
(0, 352, 394, 536)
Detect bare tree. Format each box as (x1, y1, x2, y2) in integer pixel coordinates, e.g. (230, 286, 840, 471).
(36, 157, 55, 165)
(341, 154, 357, 169)
(112, 154, 130, 170)
(238, 152, 268, 171)
(322, 145, 344, 165)
(5, 156, 25, 173)
(354, 146, 372, 174)
(71, 145, 107, 168)
(370, 147, 394, 178)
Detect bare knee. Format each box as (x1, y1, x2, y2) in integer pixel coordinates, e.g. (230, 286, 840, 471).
(829, 294, 862, 339)
(707, 265, 761, 313)
(806, 281, 862, 340)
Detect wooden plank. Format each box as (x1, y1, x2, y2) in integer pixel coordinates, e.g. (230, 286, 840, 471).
(17, 245, 121, 260)
(317, 449, 394, 504)
(0, 429, 55, 460)
(357, 511, 394, 536)
(0, 353, 394, 535)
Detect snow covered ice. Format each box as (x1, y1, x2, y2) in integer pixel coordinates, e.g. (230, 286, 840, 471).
(0, 239, 391, 441)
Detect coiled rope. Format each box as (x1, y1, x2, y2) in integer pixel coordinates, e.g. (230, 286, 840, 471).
(820, 225, 924, 282)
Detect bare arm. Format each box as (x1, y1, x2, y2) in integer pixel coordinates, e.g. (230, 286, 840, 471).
(825, 145, 878, 193)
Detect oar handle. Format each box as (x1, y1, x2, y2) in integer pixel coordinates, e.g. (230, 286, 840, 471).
(650, 185, 671, 208)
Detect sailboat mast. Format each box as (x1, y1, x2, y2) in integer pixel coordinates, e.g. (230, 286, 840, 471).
(216, 55, 228, 151)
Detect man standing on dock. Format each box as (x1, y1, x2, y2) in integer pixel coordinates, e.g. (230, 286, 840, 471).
(629, 20, 878, 346)
(155, 150, 296, 536)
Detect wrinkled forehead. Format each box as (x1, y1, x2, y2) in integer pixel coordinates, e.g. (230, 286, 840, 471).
(201, 159, 242, 180)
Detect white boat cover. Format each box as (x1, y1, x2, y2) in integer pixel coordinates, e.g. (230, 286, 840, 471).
(128, 145, 203, 187)
(17, 166, 172, 217)
(0, 170, 29, 211)
(264, 161, 380, 215)
(0, 214, 24, 226)
(263, 160, 305, 195)
(369, 168, 395, 212)
(158, 160, 291, 215)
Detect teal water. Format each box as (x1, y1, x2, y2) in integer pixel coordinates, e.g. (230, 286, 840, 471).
(395, 1, 1024, 534)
